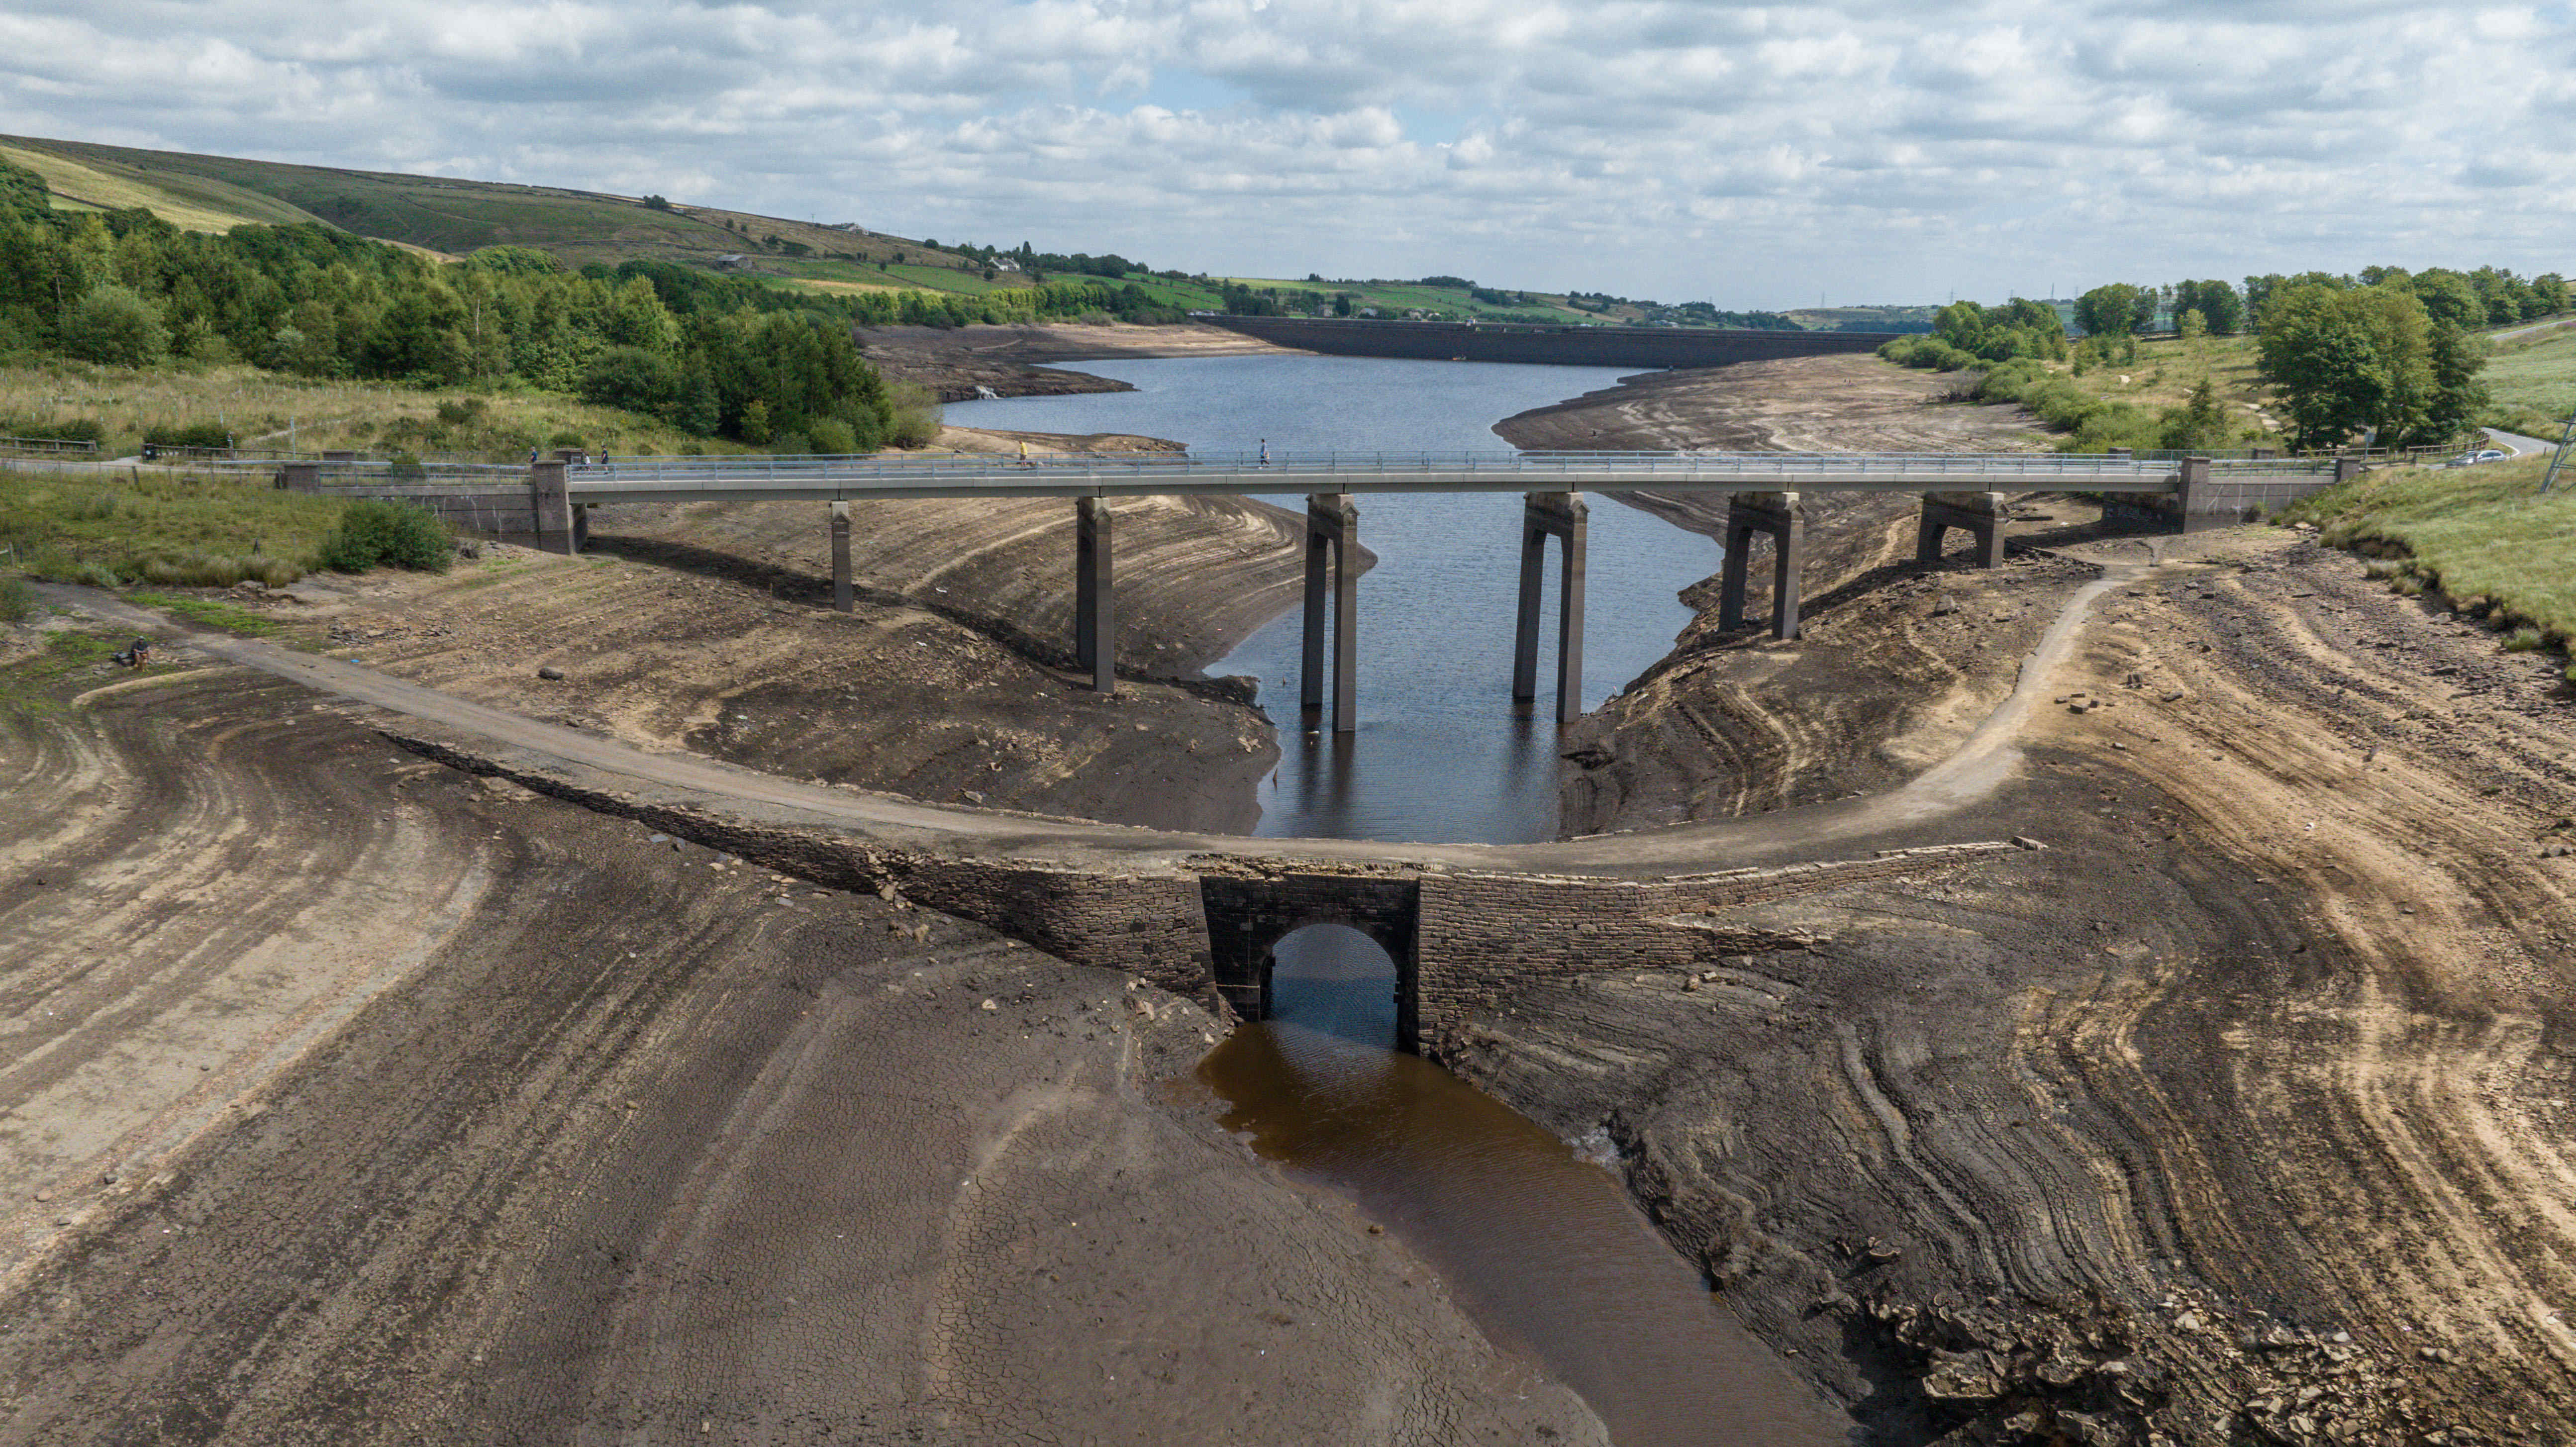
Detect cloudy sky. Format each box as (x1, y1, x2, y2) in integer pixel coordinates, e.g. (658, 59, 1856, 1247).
(5, 0, 2572, 307)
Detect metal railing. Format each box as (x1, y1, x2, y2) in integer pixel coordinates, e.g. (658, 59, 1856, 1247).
(542, 449, 2340, 502)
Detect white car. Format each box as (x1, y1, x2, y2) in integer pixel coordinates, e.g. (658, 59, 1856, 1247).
(2445, 448, 2511, 467)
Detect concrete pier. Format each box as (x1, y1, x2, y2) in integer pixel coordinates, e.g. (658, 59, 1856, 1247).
(529, 462, 576, 556)
(1301, 494, 1360, 732)
(830, 502, 853, 613)
(1076, 497, 1115, 694)
(1512, 491, 1588, 724)
(1719, 491, 1803, 641)
(1917, 490, 2007, 568)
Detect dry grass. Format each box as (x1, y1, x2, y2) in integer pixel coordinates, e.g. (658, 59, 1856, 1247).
(0, 361, 758, 461)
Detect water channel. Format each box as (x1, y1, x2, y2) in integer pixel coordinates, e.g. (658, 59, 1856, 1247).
(950, 358, 1849, 1446)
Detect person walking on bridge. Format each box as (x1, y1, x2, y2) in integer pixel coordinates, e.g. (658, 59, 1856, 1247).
(1258, 438, 1271, 468)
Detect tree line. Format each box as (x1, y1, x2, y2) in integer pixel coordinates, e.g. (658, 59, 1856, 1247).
(1879, 259, 2541, 451)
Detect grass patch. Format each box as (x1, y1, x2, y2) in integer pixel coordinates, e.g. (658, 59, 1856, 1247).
(126, 590, 281, 636)
(1, 464, 341, 583)
(2281, 455, 2576, 644)
(2477, 322, 2576, 438)
(0, 359, 762, 462)
(0, 575, 35, 622)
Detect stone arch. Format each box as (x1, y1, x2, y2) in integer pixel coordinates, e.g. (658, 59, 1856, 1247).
(1197, 873, 1421, 1051)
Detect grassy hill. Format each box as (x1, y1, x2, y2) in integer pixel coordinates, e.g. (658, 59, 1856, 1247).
(0, 133, 1010, 285)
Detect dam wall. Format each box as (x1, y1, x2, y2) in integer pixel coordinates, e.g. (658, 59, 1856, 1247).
(1202, 316, 1901, 371)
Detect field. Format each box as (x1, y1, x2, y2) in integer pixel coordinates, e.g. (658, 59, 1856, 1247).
(0, 141, 324, 233)
(2477, 319, 2576, 438)
(0, 360, 757, 463)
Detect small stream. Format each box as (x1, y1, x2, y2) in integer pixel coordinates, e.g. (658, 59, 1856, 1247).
(950, 359, 1849, 1445)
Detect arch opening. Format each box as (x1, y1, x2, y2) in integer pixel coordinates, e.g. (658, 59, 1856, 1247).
(1267, 923, 1400, 1050)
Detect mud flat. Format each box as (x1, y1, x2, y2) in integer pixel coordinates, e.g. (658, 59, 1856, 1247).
(0, 656, 1600, 1443)
(859, 321, 1300, 402)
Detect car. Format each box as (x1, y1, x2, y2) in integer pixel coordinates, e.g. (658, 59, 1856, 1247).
(2445, 448, 2511, 467)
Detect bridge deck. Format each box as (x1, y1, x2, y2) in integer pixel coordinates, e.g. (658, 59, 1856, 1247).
(549, 451, 2336, 505)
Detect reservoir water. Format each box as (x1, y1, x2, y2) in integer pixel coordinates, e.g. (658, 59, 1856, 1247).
(950, 358, 1848, 1446)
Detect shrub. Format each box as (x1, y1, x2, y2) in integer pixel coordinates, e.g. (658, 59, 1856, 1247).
(0, 575, 35, 623)
(768, 430, 811, 457)
(61, 285, 168, 369)
(887, 382, 941, 448)
(3, 417, 105, 444)
(320, 500, 452, 574)
(144, 421, 235, 450)
(806, 417, 858, 455)
(434, 397, 489, 426)
(2503, 627, 2546, 653)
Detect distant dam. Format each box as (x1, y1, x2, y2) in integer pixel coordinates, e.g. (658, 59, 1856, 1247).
(1201, 315, 1902, 370)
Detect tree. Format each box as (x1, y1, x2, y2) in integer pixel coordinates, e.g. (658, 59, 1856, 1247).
(2408, 269, 2484, 330)
(2172, 280, 2243, 336)
(2256, 283, 2448, 450)
(2075, 283, 2150, 338)
(580, 344, 679, 417)
(61, 283, 167, 367)
(2423, 320, 2489, 444)
(2159, 376, 2235, 451)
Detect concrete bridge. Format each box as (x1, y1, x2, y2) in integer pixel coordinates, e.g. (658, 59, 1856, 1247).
(274, 449, 2353, 729)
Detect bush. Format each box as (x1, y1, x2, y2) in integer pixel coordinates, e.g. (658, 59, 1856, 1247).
(144, 421, 235, 450)
(0, 575, 35, 623)
(806, 417, 858, 455)
(320, 500, 452, 574)
(61, 285, 168, 369)
(3, 417, 105, 444)
(2503, 627, 2547, 653)
(887, 382, 941, 448)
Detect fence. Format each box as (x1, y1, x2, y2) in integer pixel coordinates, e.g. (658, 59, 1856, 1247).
(0, 435, 100, 456)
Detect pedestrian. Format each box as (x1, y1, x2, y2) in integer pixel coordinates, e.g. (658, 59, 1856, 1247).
(1258, 438, 1270, 468)
(528, 446, 539, 466)
(1018, 438, 1033, 468)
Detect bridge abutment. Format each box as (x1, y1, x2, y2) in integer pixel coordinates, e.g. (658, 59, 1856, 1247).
(1719, 491, 1802, 640)
(1917, 490, 2007, 567)
(1513, 491, 1587, 724)
(1301, 494, 1360, 732)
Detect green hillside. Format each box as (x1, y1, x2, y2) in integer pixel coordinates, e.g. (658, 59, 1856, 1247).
(0, 133, 1008, 283)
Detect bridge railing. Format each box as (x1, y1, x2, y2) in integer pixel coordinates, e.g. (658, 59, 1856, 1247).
(563, 449, 2281, 484)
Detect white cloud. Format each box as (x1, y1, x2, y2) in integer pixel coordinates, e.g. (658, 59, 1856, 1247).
(0, 0, 2568, 305)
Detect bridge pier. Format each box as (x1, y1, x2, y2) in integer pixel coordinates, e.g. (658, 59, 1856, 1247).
(1512, 491, 1587, 724)
(830, 502, 852, 613)
(1076, 496, 1115, 694)
(529, 461, 577, 556)
(1916, 490, 2007, 567)
(1719, 491, 1802, 640)
(1301, 494, 1359, 732)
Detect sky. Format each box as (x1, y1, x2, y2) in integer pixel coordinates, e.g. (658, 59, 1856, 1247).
(4, 0, 2573, 308)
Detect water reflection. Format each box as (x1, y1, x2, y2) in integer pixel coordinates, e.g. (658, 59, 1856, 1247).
(1206, 945, 1846, 1447)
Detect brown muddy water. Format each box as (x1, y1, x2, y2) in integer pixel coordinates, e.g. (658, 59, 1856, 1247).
(1201, 929, 1849, 1447)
